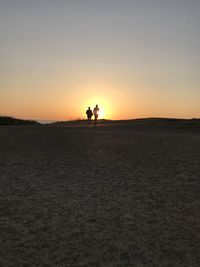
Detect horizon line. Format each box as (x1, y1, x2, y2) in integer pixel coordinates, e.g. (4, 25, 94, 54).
(1, 115, 200, 124)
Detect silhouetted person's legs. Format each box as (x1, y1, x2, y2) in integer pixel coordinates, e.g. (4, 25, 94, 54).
(93, 105, 99, 126)
(87, 115, 92, 125)
(94, 115, 98, 125)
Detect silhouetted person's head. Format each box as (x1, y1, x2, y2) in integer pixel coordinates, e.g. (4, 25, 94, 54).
(96, 105, 98, 108)
(88, 107, 91, 110)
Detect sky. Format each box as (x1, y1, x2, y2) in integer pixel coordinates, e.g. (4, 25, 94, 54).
(0, 0, 200, 120)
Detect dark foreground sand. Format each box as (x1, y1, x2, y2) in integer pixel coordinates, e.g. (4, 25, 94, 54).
(0, 120, 200, 266)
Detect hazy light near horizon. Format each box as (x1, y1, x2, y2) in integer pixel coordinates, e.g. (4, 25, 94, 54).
(0, 0, 200, 120)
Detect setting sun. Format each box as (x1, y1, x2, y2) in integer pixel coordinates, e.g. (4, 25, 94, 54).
(98, 107, 105, 119)
(84, 104, 107, 120)
(81, 92, 114, 120)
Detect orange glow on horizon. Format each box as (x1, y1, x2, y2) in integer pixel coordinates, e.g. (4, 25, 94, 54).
(1, 81, 199, 121)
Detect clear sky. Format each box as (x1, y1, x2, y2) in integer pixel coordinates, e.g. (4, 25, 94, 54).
(1, 0, 200, 120)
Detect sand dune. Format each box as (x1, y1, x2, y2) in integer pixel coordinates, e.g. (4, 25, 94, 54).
(0, 120, 200, 266)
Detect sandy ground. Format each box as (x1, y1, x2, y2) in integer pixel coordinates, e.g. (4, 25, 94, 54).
(0, 121, 200, 266)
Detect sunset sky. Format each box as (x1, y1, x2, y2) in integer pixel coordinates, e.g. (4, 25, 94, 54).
(1, 0, 200, 121)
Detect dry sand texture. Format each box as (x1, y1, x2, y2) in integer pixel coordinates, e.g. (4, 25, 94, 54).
(0, 121, 200, 266)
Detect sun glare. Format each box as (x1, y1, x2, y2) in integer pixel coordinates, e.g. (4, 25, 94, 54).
(83, 98, 111, 120)
(98, 107, 105, 119)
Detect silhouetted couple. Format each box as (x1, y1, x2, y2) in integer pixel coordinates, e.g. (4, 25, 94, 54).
(86, 105, 100, 125)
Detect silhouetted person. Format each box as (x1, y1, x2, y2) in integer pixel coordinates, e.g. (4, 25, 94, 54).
(93, 104, 99, 125)
(86, 107, 93, 121)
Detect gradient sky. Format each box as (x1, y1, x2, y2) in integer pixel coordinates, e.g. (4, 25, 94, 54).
(1, 0, 200, 120)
